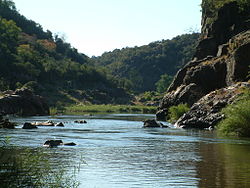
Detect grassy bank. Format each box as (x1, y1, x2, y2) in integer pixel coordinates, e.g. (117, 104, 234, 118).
(167, 103, 190, 123)
(217, 89, 250, 137)
(51, 104, 157, 115)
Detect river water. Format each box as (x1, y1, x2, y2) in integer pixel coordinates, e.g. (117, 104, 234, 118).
(1, 114, 250, 188)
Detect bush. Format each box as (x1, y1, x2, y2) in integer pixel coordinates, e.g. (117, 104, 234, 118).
(217, 97, 250, 137)
(168, 103, 190, 123)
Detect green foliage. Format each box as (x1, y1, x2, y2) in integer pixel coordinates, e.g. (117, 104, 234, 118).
(217, 90, 250, 137)
(0, 0, 131, 105)
(94, 33, 199, 93)
(168, 104, 190, 123)
(155, 74, 173, 93)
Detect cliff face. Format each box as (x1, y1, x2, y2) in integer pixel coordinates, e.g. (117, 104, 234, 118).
(157, 1, 250, 128)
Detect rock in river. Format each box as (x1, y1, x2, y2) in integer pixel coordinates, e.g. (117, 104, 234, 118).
(143, 119, 168, 128)
(43, 140, 76, 147)
(22, 122, 38, 129)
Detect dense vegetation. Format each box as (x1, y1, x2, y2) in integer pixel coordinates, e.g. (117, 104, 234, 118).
(217, 89, 250, 137)
(0, 0, 131, 106)
(93, 33, 199, 93)
(168, 103, 190, 123)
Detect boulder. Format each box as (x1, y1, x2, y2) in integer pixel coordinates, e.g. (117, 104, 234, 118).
(143, 119, 168, 128)
(160, 83, 204, 110)
(43, 140, 63, 147)
(0, 88, 49, 116)
(55, 122, 64, 127)
(156, 109, 167, 121)
(22, 122, 38, 129)
(63, 142, 76, 146)
(43, 140, 76, 147)
(74, 120, 87, 124)
(32, 120, 54, 126)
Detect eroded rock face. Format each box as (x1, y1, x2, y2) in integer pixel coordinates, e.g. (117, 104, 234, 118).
(0, 88, 49, 116)
(157, 3, 250, 122)
(197, 1, 249, 60)
(175, 82, 250, 129)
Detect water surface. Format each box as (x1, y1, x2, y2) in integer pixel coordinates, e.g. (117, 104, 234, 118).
(1, 114, 250, 188)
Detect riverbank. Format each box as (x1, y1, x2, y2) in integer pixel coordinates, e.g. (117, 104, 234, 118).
(51, 104, 157, 115)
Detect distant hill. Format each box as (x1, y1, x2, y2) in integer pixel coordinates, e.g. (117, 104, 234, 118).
(93, 33, 200, 93)
(0, 0, 130, 106)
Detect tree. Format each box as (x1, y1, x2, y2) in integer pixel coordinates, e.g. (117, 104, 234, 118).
(155, 74, 173, 93)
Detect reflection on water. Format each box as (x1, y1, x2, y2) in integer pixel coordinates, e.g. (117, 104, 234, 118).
(0, 114, 250, 187)
(197, 142, 250, 188)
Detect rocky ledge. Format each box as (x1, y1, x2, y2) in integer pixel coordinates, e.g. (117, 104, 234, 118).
(156, 2, 250, 128)
(0, 88, 49, 116)
(175, 82, 250, 129)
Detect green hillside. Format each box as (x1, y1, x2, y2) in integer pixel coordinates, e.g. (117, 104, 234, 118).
(0, 0, 131, 106)
(93, 33, 199, 93)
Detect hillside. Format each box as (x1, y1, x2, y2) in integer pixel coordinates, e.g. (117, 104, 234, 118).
(93, 33, 199, 93)
(0, 0, 131, 106)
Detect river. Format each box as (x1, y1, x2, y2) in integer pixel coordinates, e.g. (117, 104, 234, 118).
(1, 114, 250, 188)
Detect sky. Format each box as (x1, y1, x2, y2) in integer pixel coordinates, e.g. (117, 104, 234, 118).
(13, 0, 202, 57)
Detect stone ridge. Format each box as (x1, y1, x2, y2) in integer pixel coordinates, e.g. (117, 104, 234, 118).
(156, 2, 250, 128)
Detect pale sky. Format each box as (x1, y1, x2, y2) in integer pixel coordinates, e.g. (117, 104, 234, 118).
(13, 0, 202, 57)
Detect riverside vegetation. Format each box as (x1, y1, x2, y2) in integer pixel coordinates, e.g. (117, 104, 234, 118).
(0, 138, 83, 188)
(217, 89, 250, 137)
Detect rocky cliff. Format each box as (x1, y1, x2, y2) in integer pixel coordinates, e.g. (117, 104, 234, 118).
(157, 1, 250, 129)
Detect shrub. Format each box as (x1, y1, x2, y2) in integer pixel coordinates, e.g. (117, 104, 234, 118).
(168, 103, 190, 123)
(217, 97, 250, 137)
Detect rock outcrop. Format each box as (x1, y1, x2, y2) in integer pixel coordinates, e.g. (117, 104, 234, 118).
(0, 88, 49, 116)
(175, 82, 250, 129)
(157, 1, 250, 128)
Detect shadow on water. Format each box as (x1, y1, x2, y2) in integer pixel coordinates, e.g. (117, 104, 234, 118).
(197, 141, 250, 188)
(0, 141, 83, 188)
